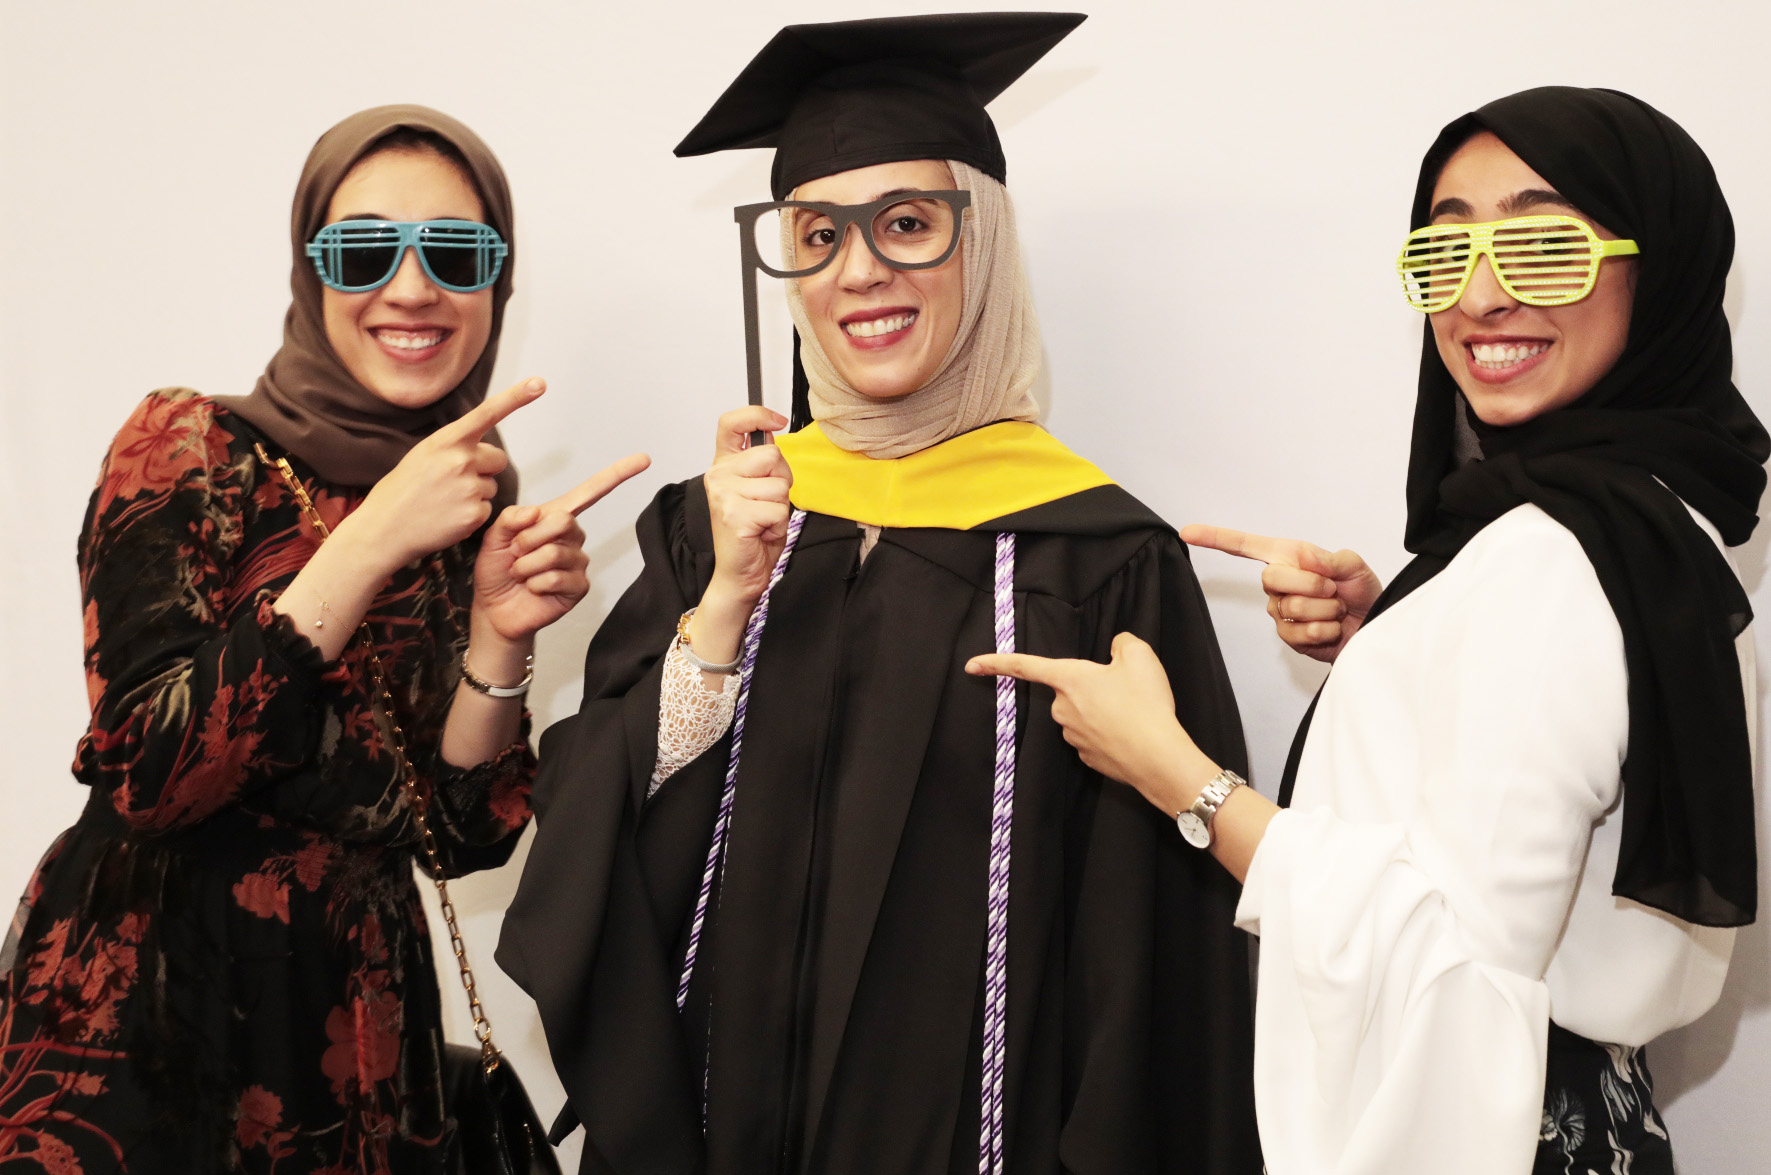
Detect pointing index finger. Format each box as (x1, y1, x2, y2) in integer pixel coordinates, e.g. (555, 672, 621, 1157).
(966, 652, 1070, 687)
(1181, 524, 1293, 566)
(439, 378, 545, 444)
(546, 452, 653, 517)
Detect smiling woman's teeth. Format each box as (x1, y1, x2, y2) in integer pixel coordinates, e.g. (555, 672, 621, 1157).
(377, 329, 445, 350)
(1471, 341, 1549, 368)
(844, 312, 916, 338)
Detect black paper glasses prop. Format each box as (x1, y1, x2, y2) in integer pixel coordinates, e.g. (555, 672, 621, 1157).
(732, 189, 971, 443)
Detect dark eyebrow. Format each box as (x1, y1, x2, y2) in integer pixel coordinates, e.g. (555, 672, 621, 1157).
(328, 214, 484, 228)
(1499, 188, 1580, 215)
(1430, 189, 1582, 221)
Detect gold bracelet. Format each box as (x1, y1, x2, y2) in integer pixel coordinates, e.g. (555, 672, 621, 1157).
(675, 609, 740, 674)
(460, 651, 533, 698)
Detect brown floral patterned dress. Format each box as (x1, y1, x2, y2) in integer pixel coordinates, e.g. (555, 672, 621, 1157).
(0, 389, 537, 1174)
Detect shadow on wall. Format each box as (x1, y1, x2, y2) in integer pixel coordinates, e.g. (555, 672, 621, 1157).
(1196, 573, 1332, 699)
(1655, 837, 1771, 1108)
(1655, 523, 1771, 1108)
(989, 66, 1097, 133)
(1651, 259, 1768, 1103)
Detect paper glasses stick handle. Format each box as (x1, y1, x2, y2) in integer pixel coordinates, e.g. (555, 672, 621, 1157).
(738, 223, 771, 448)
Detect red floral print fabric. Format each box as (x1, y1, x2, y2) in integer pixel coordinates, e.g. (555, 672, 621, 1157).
(0, 390, 537, 1173)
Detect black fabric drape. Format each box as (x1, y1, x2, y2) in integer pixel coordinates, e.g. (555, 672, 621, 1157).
(1281, 87, 1766, 926)
(498, 478, 1260, 1174)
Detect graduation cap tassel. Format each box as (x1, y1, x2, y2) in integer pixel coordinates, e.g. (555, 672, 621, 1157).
(981, 531, 1017, 1175)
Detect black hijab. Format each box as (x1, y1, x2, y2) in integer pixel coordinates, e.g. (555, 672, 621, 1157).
(1283, 87, 1767, 928)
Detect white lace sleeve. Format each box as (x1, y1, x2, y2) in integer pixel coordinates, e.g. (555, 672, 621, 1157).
(650, 635, 739, 796)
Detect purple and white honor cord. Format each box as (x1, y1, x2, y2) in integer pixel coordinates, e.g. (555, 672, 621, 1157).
(677, 507, 807, 1014)
(980, 531, 1016, 1175)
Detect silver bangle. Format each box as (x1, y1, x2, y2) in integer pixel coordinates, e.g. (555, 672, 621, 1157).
(676, 609, 740, 675)
(461, 651, 533, 698)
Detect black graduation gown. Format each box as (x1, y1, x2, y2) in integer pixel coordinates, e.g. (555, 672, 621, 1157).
(499, 470, 1260, 1175)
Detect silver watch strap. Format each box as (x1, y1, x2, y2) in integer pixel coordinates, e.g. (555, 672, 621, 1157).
(1191, 769, 1246, 825)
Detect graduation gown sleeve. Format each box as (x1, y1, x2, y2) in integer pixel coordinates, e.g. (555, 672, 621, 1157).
(1010, 513, 1257, 1173)
(496, 480, 716, 1172)
(499, 472, 1261, 1175)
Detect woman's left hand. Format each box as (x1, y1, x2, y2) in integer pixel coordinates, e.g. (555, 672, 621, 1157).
(473, 452, 652, 643)
(967, 632, 1211, 815)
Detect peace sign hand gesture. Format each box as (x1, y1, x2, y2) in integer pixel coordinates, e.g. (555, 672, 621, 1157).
(1180, 525, 1383, 664)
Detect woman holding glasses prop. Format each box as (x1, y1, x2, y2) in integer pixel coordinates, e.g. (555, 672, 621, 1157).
(0, 106, 647, 1173)
(499, 13, 1261, 1175)
(971, 87, 1764, 1175)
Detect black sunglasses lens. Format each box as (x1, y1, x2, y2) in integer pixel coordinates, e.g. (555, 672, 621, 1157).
(420, 243, 481, 289)
(336, 245, 401, 289)
(417, 224, 497, 290)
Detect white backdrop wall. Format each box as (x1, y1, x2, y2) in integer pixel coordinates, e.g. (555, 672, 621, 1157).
(3, 1, 1767, 1170)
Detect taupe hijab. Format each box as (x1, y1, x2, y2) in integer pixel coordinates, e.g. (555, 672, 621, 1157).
(785, 159, 1041, 458)
(219, 104, 518, 503)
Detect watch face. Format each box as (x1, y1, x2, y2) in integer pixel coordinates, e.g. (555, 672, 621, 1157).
(1176, 811, 1210, 850)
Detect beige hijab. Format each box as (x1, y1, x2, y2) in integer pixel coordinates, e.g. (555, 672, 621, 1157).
(785, 159, 1041, 459)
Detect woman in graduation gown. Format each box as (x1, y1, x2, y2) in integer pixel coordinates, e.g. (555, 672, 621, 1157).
(498, 13, 1260, 1175)
(973, 88, 1764, 1173)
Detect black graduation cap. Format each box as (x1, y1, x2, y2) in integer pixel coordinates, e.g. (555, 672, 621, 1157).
(675, 12, 1087, 199)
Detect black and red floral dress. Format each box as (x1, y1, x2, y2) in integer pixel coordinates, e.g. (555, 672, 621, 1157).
(0, 388, 536, 1174)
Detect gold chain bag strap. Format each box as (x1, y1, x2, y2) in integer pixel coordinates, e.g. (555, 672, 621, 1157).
(257, 444, 559, 1175)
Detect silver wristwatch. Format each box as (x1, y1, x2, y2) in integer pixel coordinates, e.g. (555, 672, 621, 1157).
(1175, 769, 1246, 849)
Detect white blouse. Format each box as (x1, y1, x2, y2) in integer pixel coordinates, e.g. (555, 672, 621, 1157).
(1236, 502, 1754, 1175)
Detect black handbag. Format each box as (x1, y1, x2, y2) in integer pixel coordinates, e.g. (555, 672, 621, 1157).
(259, 446, 562, 1175)
(441, 1043, 558, 1175)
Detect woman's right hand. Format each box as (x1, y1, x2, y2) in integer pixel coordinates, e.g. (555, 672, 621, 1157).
(684, 406, 793, 673)
(1181, 525, 1383, 664)
(341, 377, 545, 574)
(703, 406, 794, 605)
